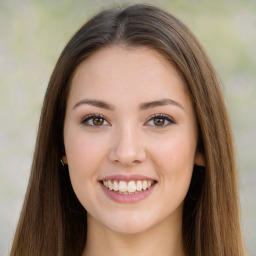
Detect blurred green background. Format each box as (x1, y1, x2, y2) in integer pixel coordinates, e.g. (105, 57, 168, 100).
(0, 0, 255, 255)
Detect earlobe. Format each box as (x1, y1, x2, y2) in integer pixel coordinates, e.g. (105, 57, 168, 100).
(194, 151, 205, 167)
(62, 155, 68, 165)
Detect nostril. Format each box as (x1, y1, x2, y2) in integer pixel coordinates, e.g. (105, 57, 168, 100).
(107, 135, 147, 165)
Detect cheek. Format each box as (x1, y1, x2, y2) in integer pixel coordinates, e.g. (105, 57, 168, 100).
(149, 134, 196, 191)
(64, 129, 109, 198)
(64, 136, 104, 208)
(150, 135, 196, 168)
(64, 128, 108, 171)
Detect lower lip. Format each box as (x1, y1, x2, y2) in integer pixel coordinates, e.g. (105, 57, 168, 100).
(100, 182, 156, 203)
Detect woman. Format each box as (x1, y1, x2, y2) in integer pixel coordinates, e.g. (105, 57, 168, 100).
(10, 4, 246, 256)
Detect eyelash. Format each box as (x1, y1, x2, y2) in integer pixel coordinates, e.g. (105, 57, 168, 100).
(81, 114, 175, 127)
(81, 114, 110, 127)
(146, 114, 175, 127)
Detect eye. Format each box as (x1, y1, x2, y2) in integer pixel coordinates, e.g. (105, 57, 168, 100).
(81, 114, 110, 127)
(145, 114, 175, 127)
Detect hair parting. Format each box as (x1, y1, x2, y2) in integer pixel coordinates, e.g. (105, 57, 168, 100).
(10, 4, 245, 256)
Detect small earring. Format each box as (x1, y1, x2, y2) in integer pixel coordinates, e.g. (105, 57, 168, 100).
(60, 158, 65, 167)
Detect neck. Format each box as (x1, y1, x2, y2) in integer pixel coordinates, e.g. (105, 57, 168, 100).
(82, 213, 185, 256)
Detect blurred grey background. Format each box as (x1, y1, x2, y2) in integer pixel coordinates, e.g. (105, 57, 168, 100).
(0, 0, 255, 255)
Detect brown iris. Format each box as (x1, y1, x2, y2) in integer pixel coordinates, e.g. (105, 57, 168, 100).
(93, 117, 104, 126)
(154, 118, 165, 126)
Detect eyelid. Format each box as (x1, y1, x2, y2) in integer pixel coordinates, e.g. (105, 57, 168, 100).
(80, 113, 175, 127)
(81, 113, 111, 126)
(145, 113, 175, 127)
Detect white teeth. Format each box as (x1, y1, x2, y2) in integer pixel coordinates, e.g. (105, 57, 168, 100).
(142, 180, 148, 190)
(108, 180, 113, 190)
(128, 181, 136, 193)
(137, 180, 142, 191)
(119, 181, 128, 192)
(113, 180, 118, 191)
(102, 179, 155, 193)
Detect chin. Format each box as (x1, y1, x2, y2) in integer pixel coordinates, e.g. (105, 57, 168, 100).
(110, 223, 151, 235)
(101, 211, 157, 235)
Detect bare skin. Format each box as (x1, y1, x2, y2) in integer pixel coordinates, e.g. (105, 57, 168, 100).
(63, 46, 204, 256)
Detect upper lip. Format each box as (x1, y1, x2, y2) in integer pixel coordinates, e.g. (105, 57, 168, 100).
(100, 174, 157, 182)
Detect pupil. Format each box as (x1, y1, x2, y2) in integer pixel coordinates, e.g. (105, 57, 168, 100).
(93, 118, 103, 125)
(154, 118, 164, 126)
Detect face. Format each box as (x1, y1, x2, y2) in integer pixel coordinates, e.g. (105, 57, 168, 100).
(63, 46, 204, 235)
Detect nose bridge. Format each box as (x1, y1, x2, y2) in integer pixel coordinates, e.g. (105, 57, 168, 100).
(109, 123, 146, 165)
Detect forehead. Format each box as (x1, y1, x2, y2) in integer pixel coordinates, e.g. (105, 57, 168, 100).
(68, 46, 190, 108)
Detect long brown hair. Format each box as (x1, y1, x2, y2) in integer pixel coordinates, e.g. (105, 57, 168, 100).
(11, 4, 245, 256)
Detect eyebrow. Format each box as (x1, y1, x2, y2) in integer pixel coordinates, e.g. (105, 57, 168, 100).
(139, 98, 184, 111)
(73, 98, 184, 111)
(73, 99, 115, 110)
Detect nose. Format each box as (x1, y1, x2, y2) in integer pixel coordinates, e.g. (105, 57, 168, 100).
(108, 126, 147, 166)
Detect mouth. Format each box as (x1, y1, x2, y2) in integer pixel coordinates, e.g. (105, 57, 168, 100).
(101, 179, 156, 194)
(99, 177, 157, 203)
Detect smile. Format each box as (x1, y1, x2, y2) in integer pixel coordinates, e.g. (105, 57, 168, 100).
(102, 180, 155, 194)
(100, 177, 157, 203)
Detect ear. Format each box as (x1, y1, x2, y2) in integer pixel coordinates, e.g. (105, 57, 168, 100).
(62, 155, 68, 164)
(194, 150, 205, 167)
